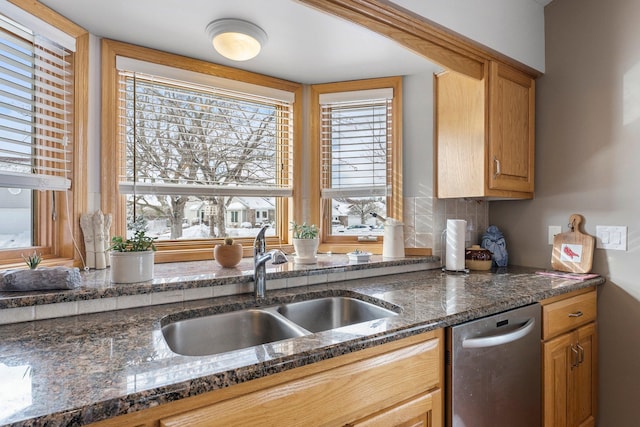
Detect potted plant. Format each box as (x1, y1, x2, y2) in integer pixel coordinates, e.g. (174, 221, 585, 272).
(109, 230, 157, 283)
(290, 221, 319, 264)
(22, 251, 43, 270)
(214, 237, 243, 268)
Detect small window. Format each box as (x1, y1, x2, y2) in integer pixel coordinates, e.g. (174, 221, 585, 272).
(0, 5, 86, 266)
(311, 77, 402, 249)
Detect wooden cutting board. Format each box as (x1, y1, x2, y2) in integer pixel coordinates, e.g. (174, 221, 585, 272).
(551, 214, 594, 273)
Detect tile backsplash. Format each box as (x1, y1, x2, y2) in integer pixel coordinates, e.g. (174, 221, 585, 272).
(403, 197, 489, 260)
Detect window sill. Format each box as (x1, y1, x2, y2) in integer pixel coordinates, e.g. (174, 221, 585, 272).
(0, 253, 440, 324)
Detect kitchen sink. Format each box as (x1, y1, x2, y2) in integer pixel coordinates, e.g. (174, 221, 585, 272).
(276, 296, 398, 333)
(161, 308, 309, 356)
(161, 295, 399, 356)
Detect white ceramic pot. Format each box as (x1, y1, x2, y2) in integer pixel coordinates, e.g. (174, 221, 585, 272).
(292, 238, 319, 264)
(109, 251, 154, 283)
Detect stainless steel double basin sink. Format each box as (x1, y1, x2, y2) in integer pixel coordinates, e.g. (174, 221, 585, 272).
(161, 296, 399, 356)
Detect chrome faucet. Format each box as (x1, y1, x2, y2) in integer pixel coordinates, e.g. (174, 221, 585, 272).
(254, 225, 288, 300)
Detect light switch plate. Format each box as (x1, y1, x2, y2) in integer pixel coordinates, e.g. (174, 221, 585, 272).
(596, 225, 627, 250)
(548, 225, 562, 245)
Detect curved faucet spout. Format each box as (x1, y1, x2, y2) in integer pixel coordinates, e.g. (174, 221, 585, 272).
(254, 224, 269, 257)
(253, 225, 288, 300)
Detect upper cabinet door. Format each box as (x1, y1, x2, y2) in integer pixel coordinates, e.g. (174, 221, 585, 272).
(488, 61, 536, 194)
(435, 61, 536, 200)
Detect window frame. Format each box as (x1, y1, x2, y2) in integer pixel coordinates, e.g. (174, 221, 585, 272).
(101, 39, 302, 263)
(0, 1, 88, 269)
(310, 77, 403, 253)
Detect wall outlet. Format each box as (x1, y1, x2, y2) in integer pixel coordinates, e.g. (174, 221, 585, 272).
(548, 225, 562, 245)
(596, 225, 627, 250)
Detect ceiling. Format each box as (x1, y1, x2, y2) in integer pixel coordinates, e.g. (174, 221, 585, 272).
(39, 0, 444, 84)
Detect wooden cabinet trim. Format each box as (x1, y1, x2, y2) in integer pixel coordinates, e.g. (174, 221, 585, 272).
(297, 0, 541, 81)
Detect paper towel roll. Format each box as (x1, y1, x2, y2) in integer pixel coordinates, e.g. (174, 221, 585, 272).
(446, 219, 466, 271)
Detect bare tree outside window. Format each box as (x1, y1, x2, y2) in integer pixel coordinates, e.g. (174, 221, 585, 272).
(120, 74, 287, 240)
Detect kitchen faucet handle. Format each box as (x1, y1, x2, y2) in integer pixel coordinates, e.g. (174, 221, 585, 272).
(270, 249, 288, 265)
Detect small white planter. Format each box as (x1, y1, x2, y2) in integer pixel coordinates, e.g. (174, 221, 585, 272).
(109, 251, 154, 283)
(292, 238, 319, 264)
(347, 251, 372, 263)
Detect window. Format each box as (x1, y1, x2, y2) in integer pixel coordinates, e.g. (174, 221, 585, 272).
(102, 40, 301, 262)
(0, 3, 87, 267)
(311, 77, 402, 249)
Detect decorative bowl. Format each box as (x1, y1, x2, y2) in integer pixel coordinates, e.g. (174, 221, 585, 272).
(465, 245, 492, 271)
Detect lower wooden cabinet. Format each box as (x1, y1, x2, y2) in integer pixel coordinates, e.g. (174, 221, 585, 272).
(347, 389, 441, 427)
(541, 288, 598, 427)
(89, 330, 443, 427)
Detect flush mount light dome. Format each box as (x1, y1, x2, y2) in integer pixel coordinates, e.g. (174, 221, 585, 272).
(206, 18, 267, 61)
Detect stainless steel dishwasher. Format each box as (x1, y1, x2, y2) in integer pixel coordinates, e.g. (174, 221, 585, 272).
(447, 303, 541, 427)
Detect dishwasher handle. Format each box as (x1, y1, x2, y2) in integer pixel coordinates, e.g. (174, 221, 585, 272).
(462, 318, 536, 349)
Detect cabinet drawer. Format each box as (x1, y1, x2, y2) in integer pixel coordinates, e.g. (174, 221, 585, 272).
(542, 290, 596, 340)
(348, 389, 441, 427)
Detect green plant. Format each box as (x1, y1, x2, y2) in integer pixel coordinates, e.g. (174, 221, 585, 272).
(109, 230, 157, 252)
(22, 251, 42, 269)
(290, 222, 319, 239)
(224, 237, 234, 245)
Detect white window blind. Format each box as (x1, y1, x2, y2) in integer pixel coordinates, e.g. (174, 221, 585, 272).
(116, 60, 294, 198)
(320, 88, 393, 199)
(0, 13, 74, 191)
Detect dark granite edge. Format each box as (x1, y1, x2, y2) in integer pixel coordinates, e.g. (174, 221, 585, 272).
(0, 256, 439, 309)
(8, 275, 604, 427)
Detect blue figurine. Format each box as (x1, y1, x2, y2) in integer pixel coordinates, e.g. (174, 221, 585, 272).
(481, 225, 508, 267)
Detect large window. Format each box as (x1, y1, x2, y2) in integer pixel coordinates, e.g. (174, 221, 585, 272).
(103, 41, 300, 261)
(0, 3, 87, 267)
(311, 77, 402, 249)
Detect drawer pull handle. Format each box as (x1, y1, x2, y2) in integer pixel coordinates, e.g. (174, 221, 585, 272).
(571, 345, 579, 369)
(494, 156, 501, 178)
(577, 343, 585, 365)
(568, 311, 583, 318)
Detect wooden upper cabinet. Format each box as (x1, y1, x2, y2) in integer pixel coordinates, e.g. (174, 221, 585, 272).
(488, 61, 535, 194)
(436, 60, 536, 199)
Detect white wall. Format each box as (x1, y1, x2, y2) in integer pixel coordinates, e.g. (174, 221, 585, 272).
(490, 0, 640, 424)
(394, 0, 547, 72)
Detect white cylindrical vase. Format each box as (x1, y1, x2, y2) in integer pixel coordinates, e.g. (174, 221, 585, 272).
(382, 222, 405, 259)
(109, 251, 154, 283)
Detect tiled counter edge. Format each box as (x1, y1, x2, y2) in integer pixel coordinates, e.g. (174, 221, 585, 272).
(0, 256, 441, 324)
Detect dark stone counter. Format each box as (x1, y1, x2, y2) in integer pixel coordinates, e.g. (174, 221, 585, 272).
(0, 265, 604, 426)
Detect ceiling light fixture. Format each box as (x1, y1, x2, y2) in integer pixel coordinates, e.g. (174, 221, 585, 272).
(206, 18, 267, 62)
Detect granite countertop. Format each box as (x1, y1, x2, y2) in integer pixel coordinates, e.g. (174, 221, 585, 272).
(0, 265, 604, 426)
